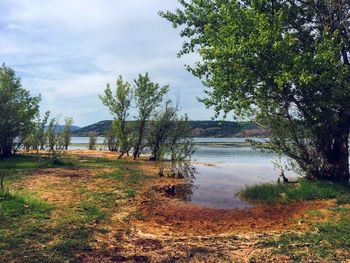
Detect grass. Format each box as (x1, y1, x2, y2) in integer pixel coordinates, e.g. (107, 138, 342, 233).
(243, 180, 350, 260)
(0, 191, 53, 261)
(0, 191, 52, 220)
(241, 180, 350, 204)
(0, 154, 75, 170)
(80, 201, 107, 222)
(0, 153, 149, 262)
(97, 163, 146, 199)
(263, 208, 350, 261)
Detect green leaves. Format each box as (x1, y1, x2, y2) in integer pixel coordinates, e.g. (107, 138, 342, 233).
(0, 64, 41, 157)
(100, 76, 133, 154)
(162, 0, 350, 181)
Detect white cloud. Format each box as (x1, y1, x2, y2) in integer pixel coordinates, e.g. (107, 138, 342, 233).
(0, 0, 215, 126)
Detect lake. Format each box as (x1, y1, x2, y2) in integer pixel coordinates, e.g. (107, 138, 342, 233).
(70, 137, 296, 209)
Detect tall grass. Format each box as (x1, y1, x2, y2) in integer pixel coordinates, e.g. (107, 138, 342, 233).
(240, 180, 350, 204)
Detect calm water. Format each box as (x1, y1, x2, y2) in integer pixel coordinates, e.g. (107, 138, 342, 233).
(71, 137, 295, 209)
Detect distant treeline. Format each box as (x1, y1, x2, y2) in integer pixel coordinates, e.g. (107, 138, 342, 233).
(72, 120, 268, 138)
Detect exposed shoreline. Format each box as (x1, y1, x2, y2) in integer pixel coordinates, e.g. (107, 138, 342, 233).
(2, 150, 349, 261)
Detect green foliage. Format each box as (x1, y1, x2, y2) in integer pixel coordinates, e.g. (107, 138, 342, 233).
(24, 111, 50, 151)
(161, 1, 350, 182)
(62, 117, 74, 150)
(0, 64, 41, 157)
(100, 76, 133, 156)
(133, 73, 169, 159)
(88, 132, 97, 150)
(103, 126, 117, 151)
(168, 114, 196, 162)
(46, 116, 59, 151)
(147, 100, 179, 160)
(241, 180, 350, 204)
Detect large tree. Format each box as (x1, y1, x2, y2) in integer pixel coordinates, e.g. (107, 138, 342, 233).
(161, 0, 350, 183)
(0, 64, 40, 157)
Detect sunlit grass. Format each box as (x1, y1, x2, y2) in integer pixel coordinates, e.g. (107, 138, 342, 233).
(263, 210, 350, 261)
(0, 153, 149, 261)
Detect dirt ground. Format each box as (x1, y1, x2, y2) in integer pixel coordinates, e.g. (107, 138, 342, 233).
(11, 150, 337, 262)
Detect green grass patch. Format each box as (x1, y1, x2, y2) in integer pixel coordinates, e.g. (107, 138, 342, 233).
(0, 154, 76, 170)
(80, 201, 107, 222)
(132, 211, 144, 220)
(83, 190, 121, 209)
(241, 180, 350, 204)
(265, 215, 350, 261)
(77, 156, 135, 168)
(336, 194, 350, 205)
(125, 188, 136, 198)
(0, 153, 150, 262)
(98, 165, 145, 186)
(0, 191, 52, 221)
(0, 191, 53, 261)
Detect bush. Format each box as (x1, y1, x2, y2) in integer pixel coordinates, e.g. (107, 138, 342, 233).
(88, 132, 97, 150)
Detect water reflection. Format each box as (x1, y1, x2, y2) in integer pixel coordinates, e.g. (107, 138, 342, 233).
(71, 137, 297, 209)
(173, 144, 297, 209)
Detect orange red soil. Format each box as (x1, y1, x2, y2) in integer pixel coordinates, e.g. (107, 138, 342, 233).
(137, 197, 334, 236)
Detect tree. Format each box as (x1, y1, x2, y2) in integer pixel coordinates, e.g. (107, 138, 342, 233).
(161, 0, 350, 183)
(100, 76, 133, 158)
(103, 126, 117, 151)
(0, 64, 40, 157)
(62, 117, 73, 150)
(147, 100, 195, 162)
(167, 114, 195, 163)
(133, 73, 168, 159)
(46, 117, 59, 151)
(147, 100, 179, 160)
(23, 111, 51, 152)
(36, 111, 50, 150)
(88, 132, 97, 150)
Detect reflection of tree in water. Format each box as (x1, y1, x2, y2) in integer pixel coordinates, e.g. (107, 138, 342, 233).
(158, 161, 198, 202)
(175, 181, 198, 202)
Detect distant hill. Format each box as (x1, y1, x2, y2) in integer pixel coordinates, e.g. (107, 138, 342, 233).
(72, 120, 268, 138)
(45, 125, 81, 133)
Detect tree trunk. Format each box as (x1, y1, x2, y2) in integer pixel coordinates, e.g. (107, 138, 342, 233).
(315, 121, 350, 184)
(133, 120, 146, 160)
(118, 152, 125, 159)
(0, 144, 13, 158)
(327, 126, 349, 183)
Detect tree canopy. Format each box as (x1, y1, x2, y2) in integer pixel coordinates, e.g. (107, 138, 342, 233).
(0, 64, 40, 157)
(100, 75, 133, 158)
(161, 0, 350, 183)
(133, 73, 169, 159)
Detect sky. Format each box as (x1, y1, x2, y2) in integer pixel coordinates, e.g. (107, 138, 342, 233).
(0, 0, 217, 127)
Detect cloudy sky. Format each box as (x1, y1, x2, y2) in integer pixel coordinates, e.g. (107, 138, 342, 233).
(0, 0, 217, 126)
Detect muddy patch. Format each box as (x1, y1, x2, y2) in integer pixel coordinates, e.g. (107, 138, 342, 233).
(135, 196, 335, 236)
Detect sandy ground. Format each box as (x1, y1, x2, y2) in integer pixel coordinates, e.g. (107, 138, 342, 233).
(13, 150, 336, 262)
